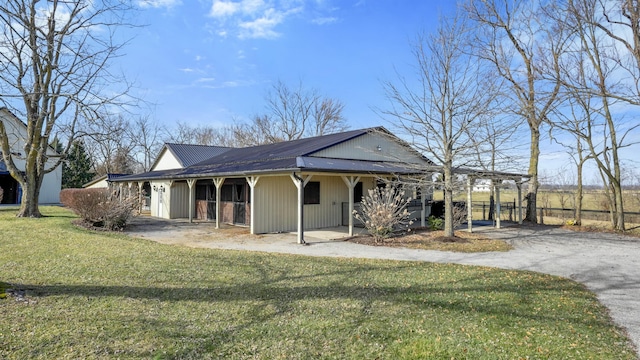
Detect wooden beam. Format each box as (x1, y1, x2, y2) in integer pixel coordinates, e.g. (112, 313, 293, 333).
(187, 179, 196, 223)
(341, 175, 360, 236)
(245, 176, 260, 235)
(213, 177, 225, 229)
(290, 173, 311, 244)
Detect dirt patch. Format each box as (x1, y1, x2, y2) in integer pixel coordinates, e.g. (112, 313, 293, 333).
(348, 228, 512, 252)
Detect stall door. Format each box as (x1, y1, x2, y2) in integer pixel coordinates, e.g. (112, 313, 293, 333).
(233, 184, 246, 224)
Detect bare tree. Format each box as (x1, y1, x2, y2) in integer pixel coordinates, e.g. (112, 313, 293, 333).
(83, 115, 139, 176)
(252, 80, 348, 142)
(466, 0, 567, 223)
(0, 0, 134, 217)
(129, 116, 163, 172)
(382, 12, 497, 237)
(551, 0, 640, 231)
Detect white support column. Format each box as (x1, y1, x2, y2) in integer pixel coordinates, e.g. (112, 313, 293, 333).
(341, 175, 361, 237)
(467, 177, 473, 233)
(290, 173, 312, 244)
(495, 181, 502, 229)
(137, 182, 144, 213)
(246, 176, 260, 235)
(187, 179, 196, 223)
(516, 181, 523, 224)
(118, 183, 124, 201)
(213, 177, 225, 229)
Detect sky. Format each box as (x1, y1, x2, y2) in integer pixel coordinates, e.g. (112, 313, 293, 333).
(116, 0, 635, 183)
(125, 0, 449, 129)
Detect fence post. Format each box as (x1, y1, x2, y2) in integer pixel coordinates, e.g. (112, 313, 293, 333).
(539, 207, 544, 224)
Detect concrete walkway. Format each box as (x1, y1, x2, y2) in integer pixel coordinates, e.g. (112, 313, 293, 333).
(126, 220, 640, 354)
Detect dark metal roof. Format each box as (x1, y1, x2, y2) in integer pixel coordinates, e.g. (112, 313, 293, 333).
(113, 156, 428, 182)
(112, 127, 436, 182)
(193, 128, 373, 167)
(148, 143, 232, 170)
(164, 143, 232, 167)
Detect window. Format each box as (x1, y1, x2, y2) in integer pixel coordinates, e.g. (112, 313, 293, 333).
(304, 181, 320, 204)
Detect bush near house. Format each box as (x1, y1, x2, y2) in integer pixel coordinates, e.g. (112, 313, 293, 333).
(354, 187, 413, 242)
(60, 188, 139, 230)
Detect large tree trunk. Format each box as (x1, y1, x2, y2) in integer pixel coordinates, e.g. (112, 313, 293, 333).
(525, 128, 540, 223)
(443, 165, 454, 237)
(613, 181, 625, 231)
(15, 152, 43, 218)
(575, 160, 583, 226)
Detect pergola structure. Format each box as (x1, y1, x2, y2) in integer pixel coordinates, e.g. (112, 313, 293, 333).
(456, 168, 531, 232)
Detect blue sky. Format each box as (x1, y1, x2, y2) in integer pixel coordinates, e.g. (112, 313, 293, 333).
(118, 0, 637, 182)
(125, 0, 451, 129)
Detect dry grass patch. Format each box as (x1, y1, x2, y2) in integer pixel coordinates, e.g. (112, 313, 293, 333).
(349, 228, 513, 252)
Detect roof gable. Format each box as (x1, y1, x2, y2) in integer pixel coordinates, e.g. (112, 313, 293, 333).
(150, 143, 232, 170)
(194, 128, 372, 167)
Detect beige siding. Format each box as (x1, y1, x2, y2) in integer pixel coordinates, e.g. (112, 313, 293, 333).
(252, 175, 378, 234)
(312, 132, 425, 164)
(152, 148, 182, 171)
(169, 181, 191, 218)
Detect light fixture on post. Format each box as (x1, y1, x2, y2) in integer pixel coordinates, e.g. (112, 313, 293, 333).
(153, 185, 158, 192)
(159, 185, 165, 192)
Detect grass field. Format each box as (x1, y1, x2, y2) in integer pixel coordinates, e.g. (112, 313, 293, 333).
(0, 207, 636, 359)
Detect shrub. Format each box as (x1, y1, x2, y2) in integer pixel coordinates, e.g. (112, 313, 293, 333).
(60, 188, 140, 231)
(354, 187, 413, 243)
(427, 216, 443, 230)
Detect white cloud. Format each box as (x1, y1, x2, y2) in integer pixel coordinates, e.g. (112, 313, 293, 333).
(207, 0, 328, 39)
(210, 0, 240, 17)
(312, 16, 337, 25)
(137, 0, 182, 9)
(238, 8, 286, 39)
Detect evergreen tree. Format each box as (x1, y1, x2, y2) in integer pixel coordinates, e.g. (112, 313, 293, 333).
(62, 141, 93, 189)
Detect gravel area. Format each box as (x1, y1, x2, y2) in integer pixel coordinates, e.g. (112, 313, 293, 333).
(126, 217, 640, 355)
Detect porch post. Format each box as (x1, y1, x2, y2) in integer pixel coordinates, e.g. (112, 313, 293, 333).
(341, 175, 361, 237)
(516, 181, 523, 224)
(213, 177, 225, 229)
(290, 173, 311, 244)
(495, 180, 501, 229)
(137, 182, 144, 213)
(246, 176, 260, 235)
(187, 179, 196, 223)
(467, 176, 473, 233)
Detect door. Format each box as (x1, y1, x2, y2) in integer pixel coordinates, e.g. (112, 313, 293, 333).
(157, 189, 163, 218)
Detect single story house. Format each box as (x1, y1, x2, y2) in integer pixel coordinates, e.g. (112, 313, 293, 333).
(0, 108, 62, 204)
(112, 127, 436, 243)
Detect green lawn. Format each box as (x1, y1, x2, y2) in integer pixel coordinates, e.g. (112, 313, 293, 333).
(0, 207, 635, 359)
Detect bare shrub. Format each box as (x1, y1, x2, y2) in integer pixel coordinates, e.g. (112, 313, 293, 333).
(60, 188, 140, 230)
(354, 187, 413, 243)
(452, 205, 467, 228)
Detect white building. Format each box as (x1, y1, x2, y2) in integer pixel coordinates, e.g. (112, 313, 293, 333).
(0, 108, 62, 204)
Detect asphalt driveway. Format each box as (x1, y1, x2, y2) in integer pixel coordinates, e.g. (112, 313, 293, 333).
(126, 219, 640, 354)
